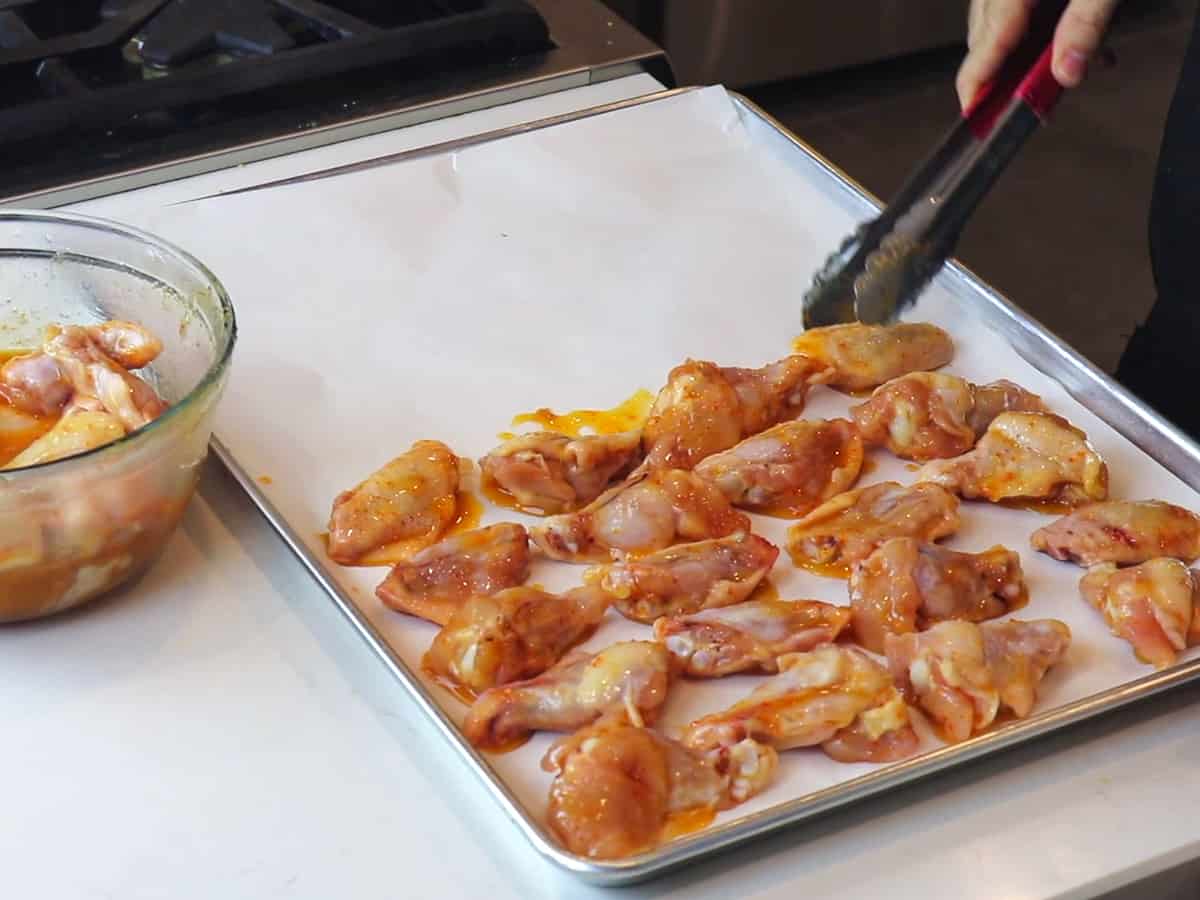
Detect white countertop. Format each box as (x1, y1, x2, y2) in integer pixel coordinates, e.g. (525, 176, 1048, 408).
(4, 73, 1198, 899)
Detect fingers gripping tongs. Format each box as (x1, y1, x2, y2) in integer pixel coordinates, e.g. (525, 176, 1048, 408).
(801, 0, 1069, 328)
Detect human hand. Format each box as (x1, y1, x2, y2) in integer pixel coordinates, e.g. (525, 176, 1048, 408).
(956, 0, 1121, 109)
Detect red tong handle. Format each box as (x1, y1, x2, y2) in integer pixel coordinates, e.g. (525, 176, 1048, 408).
(964, 0, 1068, 137)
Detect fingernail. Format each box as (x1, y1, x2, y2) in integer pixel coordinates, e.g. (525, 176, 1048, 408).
(1057, 49, 1088, 85)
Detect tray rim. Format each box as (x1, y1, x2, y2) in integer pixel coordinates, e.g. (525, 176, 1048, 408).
(203, 84, 1200, 886)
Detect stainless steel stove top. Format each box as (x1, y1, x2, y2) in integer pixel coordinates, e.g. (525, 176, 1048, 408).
(1, 0, 669, 207)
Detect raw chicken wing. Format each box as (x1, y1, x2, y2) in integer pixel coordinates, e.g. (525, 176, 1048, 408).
(0, 320, 163, 419)
(917, 412, 1108, 506)
(479, 430, 641, 514)
(42, 324, 167, 431)
(543, 718, 777, 859)
(641, 355, 829, 470)
(682, 644, 918, 763)
(1079, 559, 1200, 668)
(327, 440, 461, 565)
(851, 372, 975, 460)
(529, 468, 750, 563)
(585, 532, 778, 623)
(791, 322, 954, 392)
(849, 537, 1027, 653)
(1031, 500, 1200, 567)
(851, 373, 1048, 462)
(654, 597, 852, 677)
(694, 418, 863, 516)
(785, 481, 961, 574)
(463, 641, 671, 749)
(375, 523, 530, 625)
(885, 618, 1071, 742)
(423, 585, 610, 695)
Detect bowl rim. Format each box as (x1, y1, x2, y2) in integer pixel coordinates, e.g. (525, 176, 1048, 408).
(0, 208, 237, 476)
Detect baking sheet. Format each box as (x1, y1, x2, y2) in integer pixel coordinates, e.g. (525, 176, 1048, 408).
(115, 85, 1200, 883)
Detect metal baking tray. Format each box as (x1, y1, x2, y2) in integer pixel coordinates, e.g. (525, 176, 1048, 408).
(146, 85, 1200, 885)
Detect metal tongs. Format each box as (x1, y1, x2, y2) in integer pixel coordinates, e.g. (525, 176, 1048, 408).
(801, 0, 1070, 328)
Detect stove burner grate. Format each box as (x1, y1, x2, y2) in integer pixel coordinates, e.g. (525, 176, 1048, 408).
(0, 0, 551, 142)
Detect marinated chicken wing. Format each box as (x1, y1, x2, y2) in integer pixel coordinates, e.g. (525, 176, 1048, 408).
(327, 440, 461, 565)
(791, 322, 954, 392)
(585, 532, 778, 623)
(917, 412, 1108, 507)
(42, 324, 166, 432)
(785, 481, 961, 575)
(423, 585, 610, 695)
(851, 372, 975, 460)
(479, 431, 641, 515)
(543, 718, 777, 860)
(641, 355, 829, 470)
(1079, 559, 1200, 668)
(850, 373, 1049, 462)
(463, 641, 671, 749)
(1031, 500, 1200, 567)
(375, 523, 530, 625)
(654, 597, 852, 677)
(0, 320, 163, 419)
(682, 645, 918, 763)
(529, 468, 750, 563)
(694, 418, 863, 516)
(849, 537, 1027, 653)
(885, 618, 1071, 742)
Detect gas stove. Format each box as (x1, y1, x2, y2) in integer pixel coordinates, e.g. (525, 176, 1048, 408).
(0, 0, 669, 206)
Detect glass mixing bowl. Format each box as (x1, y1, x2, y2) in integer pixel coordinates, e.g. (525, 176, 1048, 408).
(0, 210, 236, 621)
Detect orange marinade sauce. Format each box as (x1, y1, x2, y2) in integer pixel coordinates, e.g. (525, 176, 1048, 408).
(502, 388, 654, 439)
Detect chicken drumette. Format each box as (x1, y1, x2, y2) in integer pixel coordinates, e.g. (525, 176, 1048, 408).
(917, 412, 1108, 507)
(1032, 500, 1200, 567)
(1079, 559, 1200, 669)
(653, 597, 851, 677)
(375, 522, 530, 625)
(423, 585, 610, 695)
(543, 719, 777, 860)
(885, 618, 1071, 742)
(694, 418, 863, 516)
(641, 355, 830, 471)
(463, 640, 671, 750)
(785, 481, 961, 575)
(529, 468, 750, 563)
(479, 430, 641, 515)
(849, 538, 1027, 653)
(682, 644, 919, 764)
(851, 373, 1047, 462)
(585, 531, 778, 623)
(791, 322, 954, 393)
